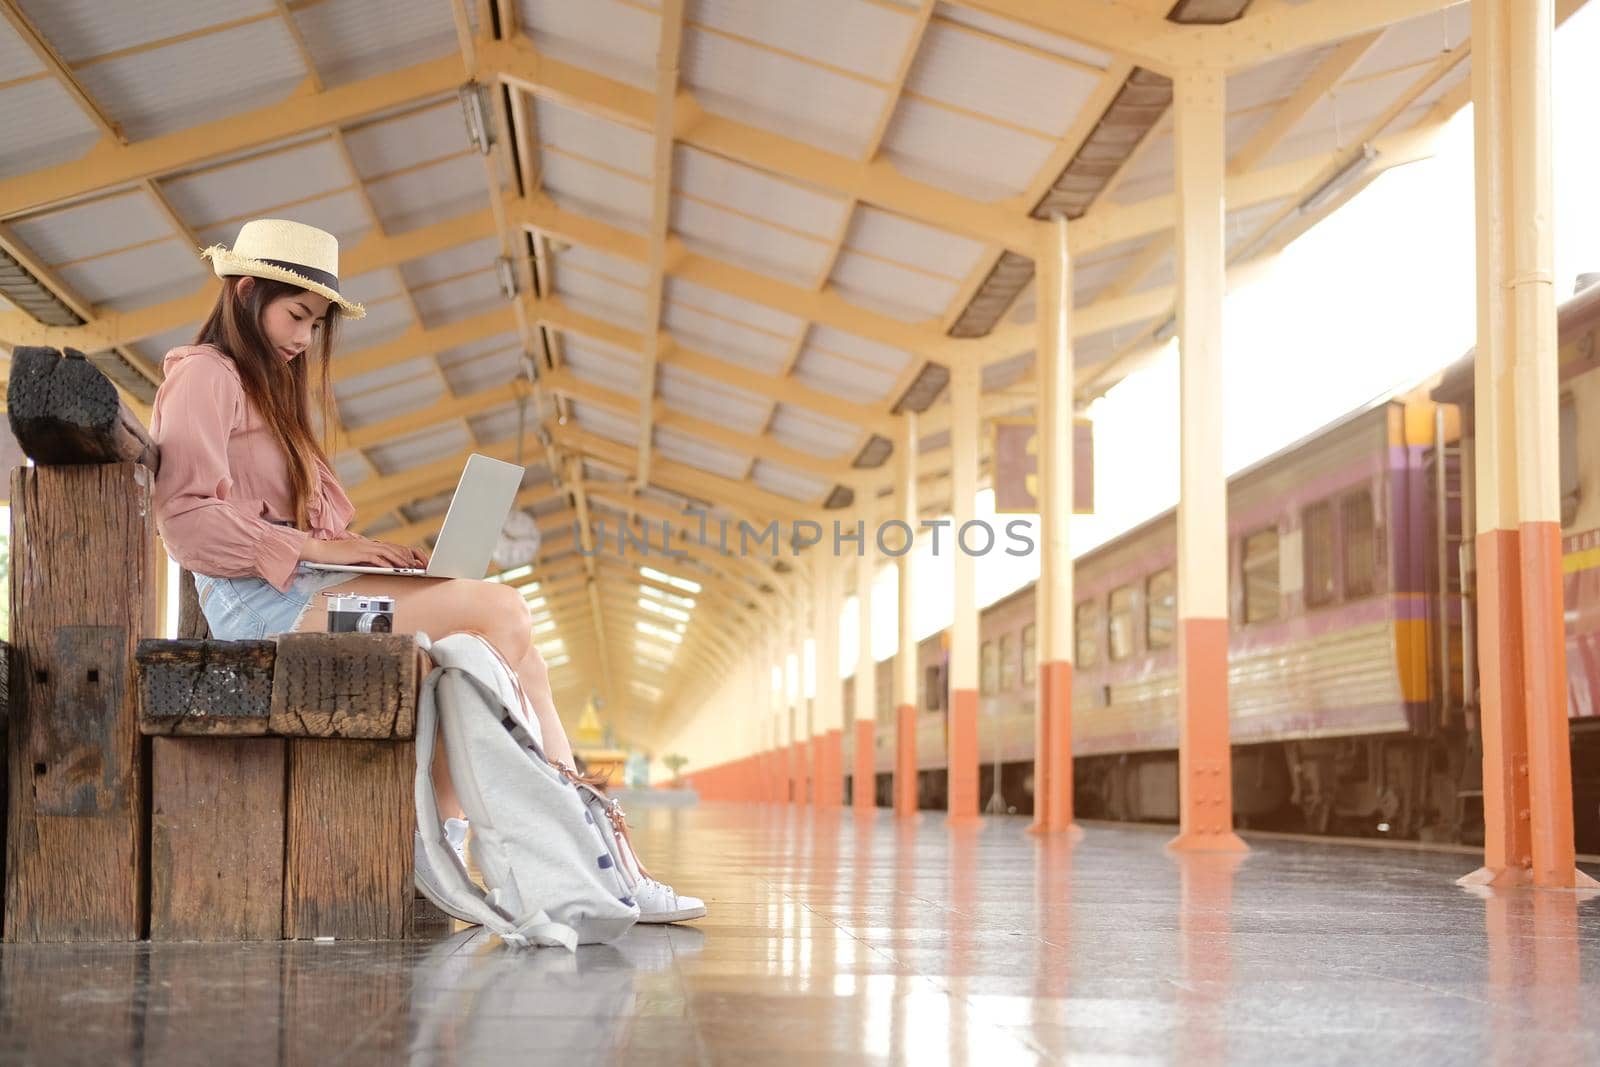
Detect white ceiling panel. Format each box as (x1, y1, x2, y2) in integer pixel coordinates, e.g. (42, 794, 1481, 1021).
(663, 300, 792, 372)
(682, 25, 885, 157)
(539, 153, 651, 232)
(335, 354, 437, 399)
(750, 460, 828, 502)
(1259, 66, 1432, 171)
(12, 190, 169, 266)
(553, 266, 649, 330)
(441, 342, 523, 395)
(192, 189, 372, 249)
(554, 245, 652, 290)
(74, 18, 306, 141)
(657, 364, 769, 435)
(515, 0, 660, 89)
(909, 19, 1102, 138)
(0, 17, 43, 80)
(830, 253, 958, 322)
(400, 237, 502, 289)
(532, 97, 653, 177)
(1228, 47, 1325, 112)
(337, 369, 443, 430)
(768, 405, 855, 458)
(292, 0, 461, 87)
(881, 96, 1054, 202)
(805, 324, 913, 374)
(1349, 7, 1468, 82)
(932, 4, 1112, 70)
(367, 421, 473, 476)
(0, 80, 101, 180)
(663, 277, 804, 338)
(412, 270, 504, 328)
(162, 138, 350, 230)
(564, 335, 642, 394)
(468, 401, 531, 444)
(845, 207, 986, 281)
(344, 100, 468, 179)
(672, 197, 830, 286)
(364, 152, 490, 233)
(130, 324, 205, 371)
(570, 400, 639, 445)
(674, 146, 849, 238)
(655, 426, 749, 480)
(335, 295, 416, 350)
(17, 0, 273, 63)
(688, 0, 916, 81)
(57, 238, 208, 313)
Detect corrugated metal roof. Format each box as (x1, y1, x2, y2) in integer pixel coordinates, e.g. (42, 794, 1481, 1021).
(0, 79, 106, 180)
(291, 0, 462, 87)
(515, 0, 661, 89)
(881, 95, 1056, 201)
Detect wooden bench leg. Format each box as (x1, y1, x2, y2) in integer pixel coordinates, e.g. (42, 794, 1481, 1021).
(284, 739, 414, 940)
(5, 464, 156, 942)
(150, 737, 286, 941)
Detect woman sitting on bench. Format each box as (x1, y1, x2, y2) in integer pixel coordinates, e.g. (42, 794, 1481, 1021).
(149, 218, 704, 925)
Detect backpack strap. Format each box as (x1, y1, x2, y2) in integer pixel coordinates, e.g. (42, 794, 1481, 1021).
(413, 645, 579, 951)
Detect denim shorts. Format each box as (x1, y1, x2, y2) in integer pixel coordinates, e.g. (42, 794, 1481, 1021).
(193, 565, 354, 640)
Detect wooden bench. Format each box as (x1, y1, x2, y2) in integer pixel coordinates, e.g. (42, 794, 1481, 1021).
(5, 346, 423, 942)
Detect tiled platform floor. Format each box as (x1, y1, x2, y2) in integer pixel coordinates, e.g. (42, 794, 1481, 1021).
(1, 805, 1598, 1065)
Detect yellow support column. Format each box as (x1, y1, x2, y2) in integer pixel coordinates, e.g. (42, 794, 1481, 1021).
(893, 412, 920, 818)
(948, 360, 981, 825)
(1169, 67, 1246, 854)
(1032, 213, 1081, 838)
(853, 523, 878, 813)
(1461, 0, 1596, 890)
(792, 580, 810, 806)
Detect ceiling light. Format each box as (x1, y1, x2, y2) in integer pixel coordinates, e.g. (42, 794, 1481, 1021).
(1299, 143, 1377, 215)
(458, 81, 494, 154)
(496, 255, 518, 300)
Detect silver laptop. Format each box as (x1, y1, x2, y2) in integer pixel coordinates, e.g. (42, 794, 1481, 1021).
(306, 453, 525, 578)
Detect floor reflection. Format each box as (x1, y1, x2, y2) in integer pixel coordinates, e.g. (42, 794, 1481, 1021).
(0, 807, 1597, 1065)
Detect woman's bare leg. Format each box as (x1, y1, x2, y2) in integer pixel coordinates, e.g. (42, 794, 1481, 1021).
(294, 575, 577, 805)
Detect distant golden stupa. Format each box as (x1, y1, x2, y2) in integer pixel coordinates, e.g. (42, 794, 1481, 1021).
(573, 692, 627, 788)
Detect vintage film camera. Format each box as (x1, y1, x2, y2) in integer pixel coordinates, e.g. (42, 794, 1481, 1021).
(324, 593, 396, 633)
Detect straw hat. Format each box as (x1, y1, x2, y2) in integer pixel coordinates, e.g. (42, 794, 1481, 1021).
(200, 219, 365, 318)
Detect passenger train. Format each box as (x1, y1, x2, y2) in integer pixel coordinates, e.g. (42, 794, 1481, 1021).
(842, 281, 1600, 851)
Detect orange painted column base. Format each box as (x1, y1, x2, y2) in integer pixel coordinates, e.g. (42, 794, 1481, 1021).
(790, 740, 808, 805)
(1169, 617, 1247, 853)
(1041, 660, 1081, 837)
(853, 718, 876, 812)
(893, 703, 918, 817)
(947, 688, 980, 825)
(815, 729, 843, 808)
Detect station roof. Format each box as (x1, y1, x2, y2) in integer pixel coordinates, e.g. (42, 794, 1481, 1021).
(0, 0, 1579, 731)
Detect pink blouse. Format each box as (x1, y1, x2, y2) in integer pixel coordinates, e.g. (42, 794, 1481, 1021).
(151, 344, 357, 591)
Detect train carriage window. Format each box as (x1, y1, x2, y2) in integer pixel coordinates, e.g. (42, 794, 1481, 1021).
(980, 641, 998, 696)
(1342, 490, 1377, 599)
(1000, 632, 1018, 691)
(1303, 501, 1337, 608)
(1075, 600, 1100, 668)
(1021, 623, 1037, 685)
(1561, 393, 1579, 526)
(1242, 527, 1282, 623)
(1108, 585, 1136, 661)
(1146, 568, 1176, 650)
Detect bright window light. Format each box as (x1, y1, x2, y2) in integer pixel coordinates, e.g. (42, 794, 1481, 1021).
(634, 654, 668, 671)
(631, 680, 662, 701)
(635, 640, 675, 663)
(637, 596, 691, 622)
(537, 637, 566, 657)
(487, 564, 534, 585)
(523, 591, 546, 608)
(546, 653, 569, 668)
(640, 566, 700, 594)
(636, 620, 683, 644)
(531, 619, 557, 635)
(638, 584, 696, 609)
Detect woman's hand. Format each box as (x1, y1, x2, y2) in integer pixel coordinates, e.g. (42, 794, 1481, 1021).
(301, 536, 428, 569)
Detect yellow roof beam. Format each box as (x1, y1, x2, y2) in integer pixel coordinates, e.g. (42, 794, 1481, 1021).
(483, 38, 1041, 255)
(0, 208, 500, 351)
(541, 367, 867, 488)
(0, 54, 461, 219)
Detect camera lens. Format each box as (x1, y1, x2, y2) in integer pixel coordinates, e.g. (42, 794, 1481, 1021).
(356, 612, 393, 634)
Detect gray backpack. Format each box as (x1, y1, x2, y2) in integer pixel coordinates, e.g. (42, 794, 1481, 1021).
(412, 631, 639, 949)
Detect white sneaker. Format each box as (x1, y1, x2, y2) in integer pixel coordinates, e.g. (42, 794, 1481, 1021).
(444, 817, 470, 869)
(632, 877, 706, 924)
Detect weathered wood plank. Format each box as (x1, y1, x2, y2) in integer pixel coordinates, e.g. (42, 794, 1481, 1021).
(176, 568, 210, 640)
(283, 739, 414, 940)
(150, 736, 285, 941)
(6, 347, 158, 470)
(269, 633, 420, 740)
(137, 639, 277, 736)
(5, 464, 156, 941)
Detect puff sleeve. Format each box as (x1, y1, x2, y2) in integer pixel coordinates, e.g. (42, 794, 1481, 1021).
(151, 353, 309, 590)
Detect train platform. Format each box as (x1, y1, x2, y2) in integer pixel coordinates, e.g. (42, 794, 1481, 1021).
(2, 804, 1596, 1065)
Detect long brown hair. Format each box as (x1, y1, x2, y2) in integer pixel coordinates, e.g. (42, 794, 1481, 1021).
(194, 275, 340, 529)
